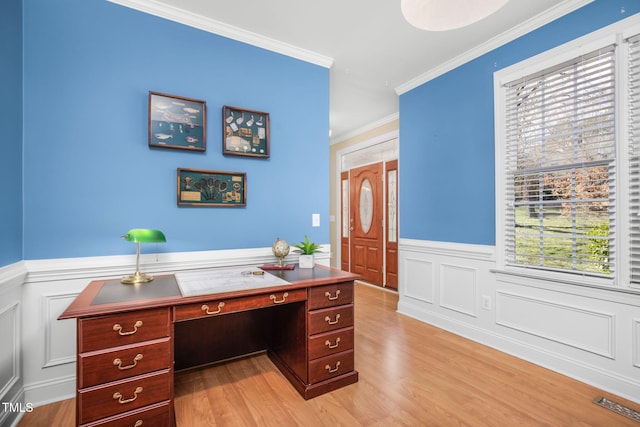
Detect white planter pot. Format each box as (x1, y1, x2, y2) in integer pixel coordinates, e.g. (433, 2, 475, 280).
(298, 254, 314, 268)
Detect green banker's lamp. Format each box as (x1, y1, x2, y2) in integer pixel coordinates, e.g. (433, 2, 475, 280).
(121, 229, 166, 284)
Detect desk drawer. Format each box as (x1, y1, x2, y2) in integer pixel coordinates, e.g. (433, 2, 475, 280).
(308, 350, 354, 384)
(78, 370, 171, 425)
(174, 288, 306, 322)
(308, 304, 354, 335)
(308, 283, 353, 310)
(79, 338, 171, 388)
(308, 327, 354, 360)
(80, 308, 171, 353)
(80, 401, 172, 427)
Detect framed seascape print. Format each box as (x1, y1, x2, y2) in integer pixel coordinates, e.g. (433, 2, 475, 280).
(149, 91, 206, 151)
(222, 105, 270, 158)
(177, 168, 246, 207)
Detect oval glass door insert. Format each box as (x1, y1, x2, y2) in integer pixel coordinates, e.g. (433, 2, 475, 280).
(359, 179, 373, 233)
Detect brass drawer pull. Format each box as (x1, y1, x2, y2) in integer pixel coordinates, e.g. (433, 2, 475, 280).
(113, 354, 143, 370)
(325, 337, 341, 349)
(325, 361, 341, 373)
(325, 314, 341, 325)
(202, 302, 225, 315)
(113, 320, 143, 336)
(325, 290, 341, 301)
(270, 292, 289, 304)
(134, 421, 143, 427)
(113, 386, 143, 404)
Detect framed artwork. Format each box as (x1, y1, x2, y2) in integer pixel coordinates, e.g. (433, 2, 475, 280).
(222, 105, 270, 158)
(177, 168, 246, 207)
(149, 91, 206, 151)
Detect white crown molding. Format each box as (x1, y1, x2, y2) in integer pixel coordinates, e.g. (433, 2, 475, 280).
(395, 0, 595, 95)
(331, 113, 399, 145)
(107, 0, 334, 68)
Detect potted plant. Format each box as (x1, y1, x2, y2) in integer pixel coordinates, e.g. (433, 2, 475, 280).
(293, 235, 321, 268)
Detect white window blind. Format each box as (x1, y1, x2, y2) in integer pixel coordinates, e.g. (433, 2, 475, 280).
(629, 34, 640, 285)
(503, 45, 616, 276)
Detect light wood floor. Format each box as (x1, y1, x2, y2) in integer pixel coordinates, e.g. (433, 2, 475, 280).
(18, 283, 640, 426)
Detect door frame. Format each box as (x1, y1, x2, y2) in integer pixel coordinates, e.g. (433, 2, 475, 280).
(334, 130, 399, 282)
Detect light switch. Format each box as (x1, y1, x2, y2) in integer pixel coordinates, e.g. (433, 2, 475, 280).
(312, 213, 320, 227)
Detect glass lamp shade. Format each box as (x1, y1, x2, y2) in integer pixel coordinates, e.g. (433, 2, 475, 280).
(122, 228, 166, 243)
(121, 229, 166, 284)
(401, 0, 509, 31)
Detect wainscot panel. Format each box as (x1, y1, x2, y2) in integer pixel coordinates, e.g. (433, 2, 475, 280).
(0, 303, 20, 402)
(634, 319, 640, 369)
(402, 257, 434, 303)
(43, 293, 79, 368)
(440, 263, 477, 317)
(0, 262, 27, 427)
(496, 291, 615, 359)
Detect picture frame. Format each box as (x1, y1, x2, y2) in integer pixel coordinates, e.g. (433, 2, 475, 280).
(222, 105, 270, 158)
(149, 91, 206, 151)
(177, 168, 246, 207)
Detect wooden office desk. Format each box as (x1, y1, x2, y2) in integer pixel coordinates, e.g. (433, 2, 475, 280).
(59, 265, 360, 427)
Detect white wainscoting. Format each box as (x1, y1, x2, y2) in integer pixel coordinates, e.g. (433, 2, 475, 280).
(403, 257, 434, 303)
(0, 262, 27, 427)
(43, 293, 80, 368)
(398, 238, 640, 404)
(440, 263, 477, 318)
(1, 246, 329, 411)
(634, 318, 640, 369)
(0, 303, 20, 402)
(496, 291, 615, 359)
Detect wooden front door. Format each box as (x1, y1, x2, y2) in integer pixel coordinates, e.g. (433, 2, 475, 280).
(349, 163, 383, 285)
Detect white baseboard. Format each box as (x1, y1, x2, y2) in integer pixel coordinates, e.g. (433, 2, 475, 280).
(23, 376, 75, 409)
(0, 384, 25, 427)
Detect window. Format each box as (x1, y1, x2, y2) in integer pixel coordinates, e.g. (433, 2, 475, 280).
(629, 34, 640, 286)
(495, 16, 640, 290)
(504, 46, 616, 277)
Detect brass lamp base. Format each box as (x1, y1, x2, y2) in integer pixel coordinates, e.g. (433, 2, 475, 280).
(121, 240, 157, 284)
(121, 271, 155, 284)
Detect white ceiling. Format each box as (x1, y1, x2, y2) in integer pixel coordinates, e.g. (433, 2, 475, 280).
(111, 0, 592, 142)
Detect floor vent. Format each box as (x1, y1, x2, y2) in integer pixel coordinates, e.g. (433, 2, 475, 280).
(593, 396, 640, 423)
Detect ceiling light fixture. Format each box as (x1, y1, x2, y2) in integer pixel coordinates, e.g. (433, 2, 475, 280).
(401, 0, 510, 31)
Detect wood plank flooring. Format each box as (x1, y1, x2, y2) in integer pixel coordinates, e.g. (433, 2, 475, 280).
(18, 283, 640, 426)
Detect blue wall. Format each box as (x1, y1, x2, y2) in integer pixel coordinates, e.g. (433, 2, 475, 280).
(0, 0, 24, 266)
(399, 0, 640, 246)
(19, 0, 329, 260)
